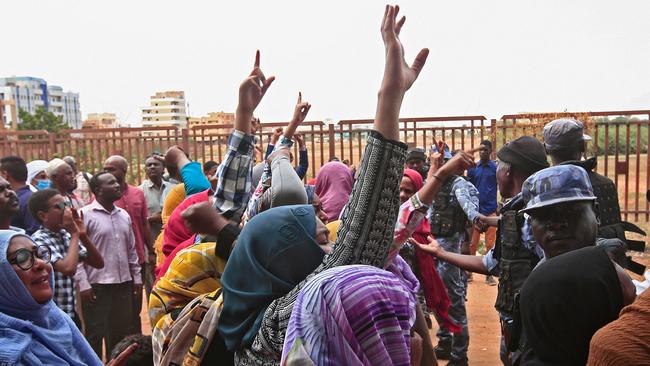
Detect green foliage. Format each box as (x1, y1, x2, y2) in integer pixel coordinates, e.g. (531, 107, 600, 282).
(18, 107, 69, 133)
(593, 117, 648, 155)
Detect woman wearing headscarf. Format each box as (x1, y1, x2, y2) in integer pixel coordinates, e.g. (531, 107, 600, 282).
(519, 246, 628, 365)
(220, 6, 477, 364)
(400, 169, 459, 334)
(313, 161, 353, 222)
(0, 230, 102, 365)
(281, 265, 419, 366)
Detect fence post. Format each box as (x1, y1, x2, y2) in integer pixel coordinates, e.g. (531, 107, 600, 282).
(48, 133, 56, 157)
(490, 119, 497, 159)
(328, 124, 336, 161)
(181, 128, 190, 152)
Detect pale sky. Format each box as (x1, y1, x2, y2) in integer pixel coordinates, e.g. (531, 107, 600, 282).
(4, 0, 650, 125)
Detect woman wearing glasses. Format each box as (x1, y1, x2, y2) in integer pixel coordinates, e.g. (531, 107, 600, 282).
(0, 229, 103, 365)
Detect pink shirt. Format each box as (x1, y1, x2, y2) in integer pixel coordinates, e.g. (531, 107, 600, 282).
(115, 184, 149, 264)
(75, 200, 142, 292)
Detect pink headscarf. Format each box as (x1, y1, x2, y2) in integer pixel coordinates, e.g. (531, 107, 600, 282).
(314, 162, 354, 222)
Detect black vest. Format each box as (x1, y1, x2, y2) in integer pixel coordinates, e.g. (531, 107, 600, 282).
(429, 176, 468, 237)
(493, 195, 539, 316)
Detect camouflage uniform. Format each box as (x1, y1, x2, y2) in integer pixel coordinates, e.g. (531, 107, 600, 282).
(429, 176, 480, 364)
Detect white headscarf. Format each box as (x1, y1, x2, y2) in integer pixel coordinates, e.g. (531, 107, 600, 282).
(26, 160, 48, 184)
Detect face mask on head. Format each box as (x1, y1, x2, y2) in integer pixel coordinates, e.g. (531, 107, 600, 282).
(36, 179, 51, 190)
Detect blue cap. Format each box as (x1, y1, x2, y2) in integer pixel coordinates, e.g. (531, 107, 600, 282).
(431, 143, 452, 160)
(520, 165, 596, 213)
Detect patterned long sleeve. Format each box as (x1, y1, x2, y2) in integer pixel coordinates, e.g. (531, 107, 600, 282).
(212, 129, 256, 223)
(238, 130, 407, 365)
(452, 177, 481, 222)
(244, 136, 294, 221)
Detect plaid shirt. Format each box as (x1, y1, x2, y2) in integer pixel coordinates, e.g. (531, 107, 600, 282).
(213, 129, 257, 224)
(31, 227, 87, 317)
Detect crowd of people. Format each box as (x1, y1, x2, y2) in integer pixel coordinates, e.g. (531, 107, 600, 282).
(0, 5, 649, 366)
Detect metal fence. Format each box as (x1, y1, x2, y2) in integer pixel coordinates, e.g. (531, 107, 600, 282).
(2, 109, 649, 220)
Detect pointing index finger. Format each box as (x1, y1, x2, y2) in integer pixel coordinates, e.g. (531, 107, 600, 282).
(254, 50, 260, 69)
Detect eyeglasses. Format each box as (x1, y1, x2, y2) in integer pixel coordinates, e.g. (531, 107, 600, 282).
(48, 201, 72, 211)
(8, 245, 52, 271)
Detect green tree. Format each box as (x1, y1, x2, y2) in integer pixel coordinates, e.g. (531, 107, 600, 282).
(18, 107, 69, 133)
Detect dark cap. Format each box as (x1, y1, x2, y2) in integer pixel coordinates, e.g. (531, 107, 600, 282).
(496, 136, 549, 174)
(407, 148, 426, 162)
(543, 118, 592, 152)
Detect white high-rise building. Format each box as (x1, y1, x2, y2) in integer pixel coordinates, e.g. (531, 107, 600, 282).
(141, 91, 187, 130)
(0, 76, 82, 129)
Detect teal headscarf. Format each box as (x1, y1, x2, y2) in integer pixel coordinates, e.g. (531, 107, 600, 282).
(218, 205, 325, 351)
(0, 230, 102, 365)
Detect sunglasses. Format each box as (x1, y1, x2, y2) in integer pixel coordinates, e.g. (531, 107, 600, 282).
(48, 201, 72, 211)
(8, 245, 52, 271)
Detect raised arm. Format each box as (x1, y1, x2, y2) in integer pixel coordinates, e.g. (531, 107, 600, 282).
(283, 92, 311, 141)
(244, 93, 312, 221)
(374, 5, 428, 139)
(213, 51, 274, 223)
(241, 6, 430, 363)
(235, 50, 275, 133)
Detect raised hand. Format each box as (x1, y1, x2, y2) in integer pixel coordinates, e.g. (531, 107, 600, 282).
(72, 209, 86, 236)
(374, 5, 428, 140)
(291, 92, 311, 124)
(380, 5, 429, 94)
(436, 146, 483, 178)
(238, 51, 276, 116)
(61, 207, 79, 234)
(250, 117, 261, 135)
(271, 127, 284, 145)
(294, 133, 305, 148)
(284, 92, 311, 140)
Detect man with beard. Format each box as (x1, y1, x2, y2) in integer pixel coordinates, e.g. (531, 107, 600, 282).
(76, 172, 141, 358)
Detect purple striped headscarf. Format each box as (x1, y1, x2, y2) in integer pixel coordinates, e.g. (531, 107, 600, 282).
(281, 264, 418, 366)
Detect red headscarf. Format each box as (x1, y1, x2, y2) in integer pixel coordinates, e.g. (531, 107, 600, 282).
(403, 169, 461, 333)
(161, 189, 210, 257)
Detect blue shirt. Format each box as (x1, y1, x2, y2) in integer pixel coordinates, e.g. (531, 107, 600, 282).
(467, 160, 498, 215)
(10, 186, 40, 235)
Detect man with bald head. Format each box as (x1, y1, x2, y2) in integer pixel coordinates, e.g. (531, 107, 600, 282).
(47, 158, 84, 209)
(103, 155, 153, 334)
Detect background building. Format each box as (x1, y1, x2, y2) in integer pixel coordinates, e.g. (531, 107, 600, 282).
(141, 91, 187, 132)
(0, 76, 82, 129)
(187, 111, 234, 128)
(187, 111, 235, 141)
(82, 112, 118, 129)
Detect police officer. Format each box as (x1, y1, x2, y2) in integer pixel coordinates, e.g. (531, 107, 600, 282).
(425, 142, 481, 366)
(413, 136, 549, 365)
(406, 147, 429, 180)
(544, 118, 646, 274)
